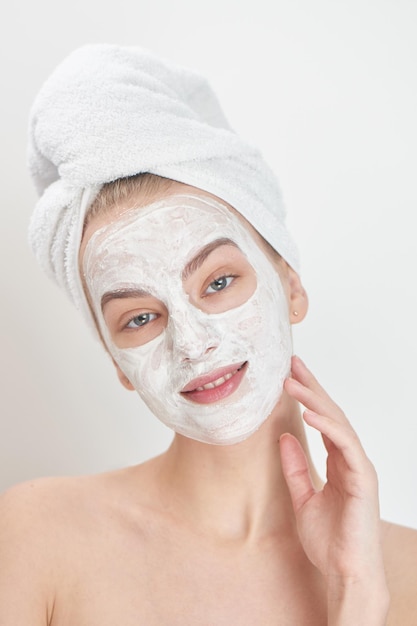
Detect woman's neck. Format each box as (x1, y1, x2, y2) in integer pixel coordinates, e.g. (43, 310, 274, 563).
(154, 393, 322, 543)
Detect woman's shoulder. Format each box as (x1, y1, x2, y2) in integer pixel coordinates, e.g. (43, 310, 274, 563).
(0, 475, 105, 621)
(382, 520, 417, 624)
(0, 474, 108, 542)
(0, 462, 158, 535)
(0, 466, 148, 520)
(0, 469, 149, 579)
(0, 468, 158, 623)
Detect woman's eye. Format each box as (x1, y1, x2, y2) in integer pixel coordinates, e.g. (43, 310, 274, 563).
(205, 275, 234, 294)
(125, 312, 157, 329)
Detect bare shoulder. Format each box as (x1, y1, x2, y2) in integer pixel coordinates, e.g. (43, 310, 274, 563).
(0, 460, 160, 543)
(382, 520, 417, 624)
(1, 474, 89, 510)
(0, 464, 152, 531)
(0, 475, 98, 624)
(0, 466, 157, 624)
(1, 473, 106, 527)
(0, 474, 108, 561)
(0, 476, 79, 543)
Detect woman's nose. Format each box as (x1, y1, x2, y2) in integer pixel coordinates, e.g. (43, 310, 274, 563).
(168, 308, 218, 361)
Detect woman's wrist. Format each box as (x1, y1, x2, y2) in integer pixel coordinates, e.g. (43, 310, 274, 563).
(326, 574, 390, 626)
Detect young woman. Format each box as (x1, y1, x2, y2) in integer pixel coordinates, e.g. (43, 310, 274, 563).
(0, 44, 416, 625)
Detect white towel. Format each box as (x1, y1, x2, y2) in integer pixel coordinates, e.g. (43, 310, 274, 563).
(28, 44, 299, 325)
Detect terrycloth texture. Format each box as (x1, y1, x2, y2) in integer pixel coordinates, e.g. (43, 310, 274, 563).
(28, 44, 299, 326)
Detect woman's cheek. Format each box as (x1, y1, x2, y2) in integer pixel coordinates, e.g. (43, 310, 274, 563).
(151, 340, 165, 370)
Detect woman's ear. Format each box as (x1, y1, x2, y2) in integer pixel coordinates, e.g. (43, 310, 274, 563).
(112, 359, 135, 391)
(286, 266, 308, 324)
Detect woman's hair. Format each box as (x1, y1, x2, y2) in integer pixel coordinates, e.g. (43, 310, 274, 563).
(84, 172, 176, 230)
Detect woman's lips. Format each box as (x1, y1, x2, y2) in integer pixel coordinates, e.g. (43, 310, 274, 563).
(180, 362, 248, 404)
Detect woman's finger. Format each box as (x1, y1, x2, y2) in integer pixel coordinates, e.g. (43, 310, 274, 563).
(302, 410, 375, 482)
(279, 433, 316, 513)
(291, 355, 332, 399)
(285, 375, 348, 426)
(321, 432, 337, 456)
(290, 356, 346, 418)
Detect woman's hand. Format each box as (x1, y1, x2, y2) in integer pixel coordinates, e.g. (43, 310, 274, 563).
(279, 355, 390, 624)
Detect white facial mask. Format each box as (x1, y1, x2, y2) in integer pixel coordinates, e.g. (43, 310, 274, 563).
(83, 194, 292, 445)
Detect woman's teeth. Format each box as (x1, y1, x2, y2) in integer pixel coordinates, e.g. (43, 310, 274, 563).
(195, 370, 237, 391)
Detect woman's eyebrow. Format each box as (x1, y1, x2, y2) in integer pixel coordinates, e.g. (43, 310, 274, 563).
(182, 238, 238, 281)
(101, 287, 151, 311)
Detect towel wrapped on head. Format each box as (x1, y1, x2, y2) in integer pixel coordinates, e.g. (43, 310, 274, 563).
(28, 44, 299, 327)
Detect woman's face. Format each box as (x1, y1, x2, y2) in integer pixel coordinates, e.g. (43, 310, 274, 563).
(80, 185, 294, 445)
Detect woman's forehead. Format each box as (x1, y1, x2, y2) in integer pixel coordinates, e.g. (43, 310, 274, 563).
(80, 184, 259, 263)
(83, 193, 254, 268)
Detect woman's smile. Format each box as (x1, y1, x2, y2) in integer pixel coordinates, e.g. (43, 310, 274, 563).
(180, 361, 248, 404)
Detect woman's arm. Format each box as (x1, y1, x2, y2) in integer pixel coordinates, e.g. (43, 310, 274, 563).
(280, 356, 390, 625)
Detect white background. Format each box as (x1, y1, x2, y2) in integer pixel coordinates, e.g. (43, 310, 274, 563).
(0, 0, 416, 527)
